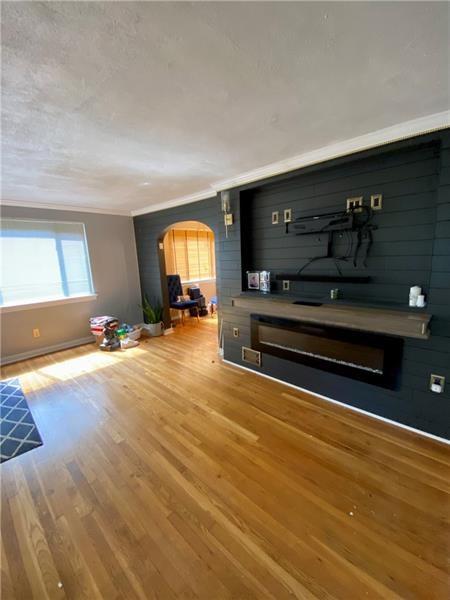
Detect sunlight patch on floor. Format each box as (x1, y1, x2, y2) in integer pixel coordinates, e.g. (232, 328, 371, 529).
(7, 346, 149, 394)
(38, 346, 148, 381)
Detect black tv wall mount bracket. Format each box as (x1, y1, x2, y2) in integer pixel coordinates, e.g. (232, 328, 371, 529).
(285, 205, 377, 274)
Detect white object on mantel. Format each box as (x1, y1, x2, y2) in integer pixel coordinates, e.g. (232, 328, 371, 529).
(417, 294, 426, 308)
(409, 286, 422, 307)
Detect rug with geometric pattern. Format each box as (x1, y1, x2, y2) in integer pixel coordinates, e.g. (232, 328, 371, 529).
(0, 378, 43, 464)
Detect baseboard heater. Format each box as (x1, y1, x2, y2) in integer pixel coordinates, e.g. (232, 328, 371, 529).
(251, 314, 403, 389)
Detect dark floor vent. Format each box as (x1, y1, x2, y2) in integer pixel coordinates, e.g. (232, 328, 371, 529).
(242, 346, 261, 367)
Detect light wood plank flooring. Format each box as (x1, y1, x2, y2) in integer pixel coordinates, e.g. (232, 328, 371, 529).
(1, 319, 449, 599)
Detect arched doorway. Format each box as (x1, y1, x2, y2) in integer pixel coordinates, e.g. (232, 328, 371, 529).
(158, 221, 217, 329)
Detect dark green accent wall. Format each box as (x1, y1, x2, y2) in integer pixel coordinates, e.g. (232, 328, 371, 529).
(134, 129, 450, 439)
(133, 197, 222, 326)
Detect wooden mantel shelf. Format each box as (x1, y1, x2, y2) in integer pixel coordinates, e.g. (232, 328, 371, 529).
(232, 295, 432, 340)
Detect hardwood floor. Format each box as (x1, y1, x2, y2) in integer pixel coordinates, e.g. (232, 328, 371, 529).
(1, 318, 449, 599)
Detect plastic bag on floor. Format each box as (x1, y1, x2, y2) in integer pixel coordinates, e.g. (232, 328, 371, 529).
(120, 337, 139, 349)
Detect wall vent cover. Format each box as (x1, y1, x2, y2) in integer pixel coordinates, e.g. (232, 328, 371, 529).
(242, 346, 261, 367)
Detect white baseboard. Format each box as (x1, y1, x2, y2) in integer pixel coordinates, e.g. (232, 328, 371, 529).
(223, 359, 450, 446)
(1, 336, 94, 366)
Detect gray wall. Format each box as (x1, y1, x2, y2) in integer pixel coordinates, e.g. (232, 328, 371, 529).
(134, 130, 450, 440)
(1, 206, 142, 363)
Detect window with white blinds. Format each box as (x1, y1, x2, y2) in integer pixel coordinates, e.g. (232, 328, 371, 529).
(164, 229, 215, 282)
(0, 219, 94, 306)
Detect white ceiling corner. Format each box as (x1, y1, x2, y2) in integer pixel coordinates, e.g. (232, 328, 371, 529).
(0, 199, 131, 217)
(2, 2, 449, 217)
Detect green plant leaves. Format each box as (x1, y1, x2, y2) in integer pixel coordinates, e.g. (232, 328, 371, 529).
(140, 295, 163, 324)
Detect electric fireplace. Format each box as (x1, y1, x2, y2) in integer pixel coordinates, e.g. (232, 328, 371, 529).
(251, 314, 403, 389)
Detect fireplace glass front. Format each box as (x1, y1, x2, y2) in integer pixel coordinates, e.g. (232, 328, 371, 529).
(251, 314, 403, 389)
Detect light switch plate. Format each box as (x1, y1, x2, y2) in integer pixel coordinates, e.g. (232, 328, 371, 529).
(282, 280, 290, 291)
(284, 208, 292, 223)
(272, 211, 279, 225)
(346, 197, 363, 213)
(370, 194, 383, 210)
(224, 213, 233, 226)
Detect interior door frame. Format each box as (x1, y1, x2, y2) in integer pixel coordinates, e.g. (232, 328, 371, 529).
(157, 221, 216, 329)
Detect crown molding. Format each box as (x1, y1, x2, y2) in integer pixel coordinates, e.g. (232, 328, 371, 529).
(3, 111, 449, 218)
(131, 188, 216, 216)
(0, 199, 131, 216)
(213, 110, 450, 191)
(132, 110, 449, 216)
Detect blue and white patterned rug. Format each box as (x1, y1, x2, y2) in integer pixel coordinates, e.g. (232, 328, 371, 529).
(0, 378, 43, 464)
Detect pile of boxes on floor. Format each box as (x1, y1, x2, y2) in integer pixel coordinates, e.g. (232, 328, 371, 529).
(89, 316, 142, 352)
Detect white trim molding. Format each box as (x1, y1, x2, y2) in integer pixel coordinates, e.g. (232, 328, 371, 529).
(0, 336, 95, 366)
(181, 277, 216, 285)
(2, 111, 449, 217)
(131, 189, 215, 217)
(0, 293, 98, 314)
(214, 110, 450, 191)
(0, 199, 131, 217)
(133, 110, 450, 215)
(223, 359, 450, 446)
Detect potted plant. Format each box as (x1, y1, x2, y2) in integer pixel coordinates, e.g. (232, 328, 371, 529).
(141, 296, 164, 336)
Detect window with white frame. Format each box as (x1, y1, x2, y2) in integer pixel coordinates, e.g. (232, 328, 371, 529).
(0, 219, 94, 307)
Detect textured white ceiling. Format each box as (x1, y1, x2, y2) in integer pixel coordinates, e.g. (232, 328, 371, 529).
(2, 2, 449, 214)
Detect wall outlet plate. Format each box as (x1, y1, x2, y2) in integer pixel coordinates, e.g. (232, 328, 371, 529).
(282, 280, 290, 291)
(272, 211, 279, 225)
(224, 213, 234, 226)
(430, 374, 445, 393)
(32, 328, 40, 338)
(284, 208, 292, 223)
(370, 194, 383, 210)
(346, 197, 363, 213)
(233, 327, 239, 338)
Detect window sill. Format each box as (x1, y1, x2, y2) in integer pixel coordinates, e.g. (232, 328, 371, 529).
(182, 277, 216, 285)
(0, 293, 98, 313)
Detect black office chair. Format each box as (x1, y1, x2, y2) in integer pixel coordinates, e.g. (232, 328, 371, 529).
(167, 275, 199, 325)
